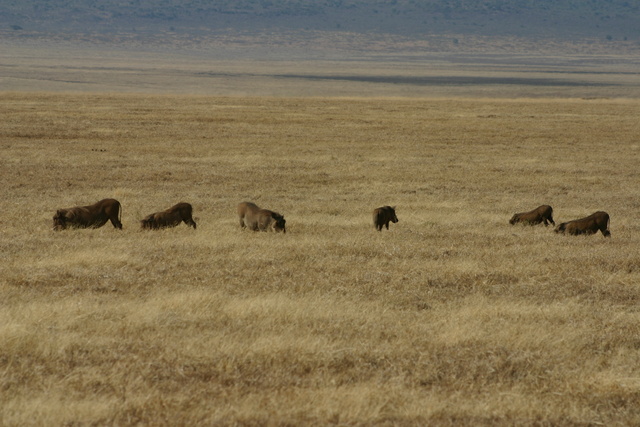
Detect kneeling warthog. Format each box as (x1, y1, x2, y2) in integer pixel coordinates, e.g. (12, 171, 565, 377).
(141, 202, 196, 230)
(555, 211, 610, 237)
(373, 206, 398, 231)
(509, 204, 555, 226)
(53, 198, 123, 230)
(237, 202, 286, 233)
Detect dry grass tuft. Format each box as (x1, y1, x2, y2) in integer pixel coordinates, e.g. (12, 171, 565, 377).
(2, 93, 640, 425)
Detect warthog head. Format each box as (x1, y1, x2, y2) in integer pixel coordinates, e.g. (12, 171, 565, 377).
(53, 210, 68, 231)
(140, 216, 154, 229)
(390, 207, 399, 223)
(272, 214, 286, 233)
(554, 223, 567, 233)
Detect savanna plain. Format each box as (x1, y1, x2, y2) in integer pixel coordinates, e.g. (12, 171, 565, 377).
(2, 88, 640, 425)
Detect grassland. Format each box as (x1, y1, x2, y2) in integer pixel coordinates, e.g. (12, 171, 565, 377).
(1, 91, 640, 425)
(2, 38, 640, 99)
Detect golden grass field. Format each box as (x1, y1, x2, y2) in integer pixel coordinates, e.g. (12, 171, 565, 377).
(1, 88, 640, 425)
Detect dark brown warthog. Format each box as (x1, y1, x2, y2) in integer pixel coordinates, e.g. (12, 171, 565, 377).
(555, 211, 610, 237)
(53, 198, 122, 230)
(509, 205, 555, 226)
(373, 206, 398, 231)
(237, 202, 286, 233)
(140, 202, 196, 230)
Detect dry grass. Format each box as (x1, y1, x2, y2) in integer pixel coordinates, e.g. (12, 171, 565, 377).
(2, 40, 640, 98)
(2, 92, 640, 425)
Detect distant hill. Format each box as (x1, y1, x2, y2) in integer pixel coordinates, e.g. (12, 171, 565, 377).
(2, 0, 639, 52)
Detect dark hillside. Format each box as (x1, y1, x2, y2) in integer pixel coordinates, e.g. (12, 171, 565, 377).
(2, 0, 639, 42)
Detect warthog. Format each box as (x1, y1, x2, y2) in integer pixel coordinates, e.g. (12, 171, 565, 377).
(140, 202, 196, 230)
(53, 198, 123, 230)
(373, 206, 398, 231)
(509, 205, 555, 226)
(555, 211, 610, 237)
(237, 202, 286, 233)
